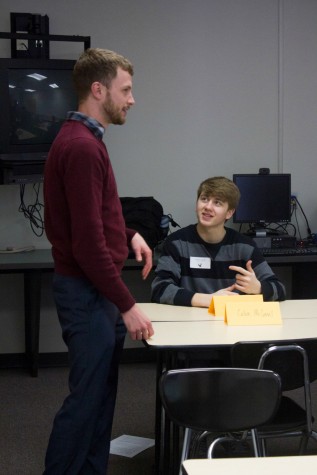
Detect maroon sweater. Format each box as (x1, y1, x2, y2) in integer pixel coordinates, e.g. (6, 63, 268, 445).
(44, 120, 136, 313)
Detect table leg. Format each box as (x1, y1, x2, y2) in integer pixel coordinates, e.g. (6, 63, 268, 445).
(155, 349, 175, 475)
(155, 350, 164, 474)
(24, 269, 42, 377)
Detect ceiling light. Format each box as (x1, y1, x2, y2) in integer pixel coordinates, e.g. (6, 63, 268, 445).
(27, 73, 47, 81)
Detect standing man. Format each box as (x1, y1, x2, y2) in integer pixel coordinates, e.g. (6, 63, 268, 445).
(43, 48, 154, 475)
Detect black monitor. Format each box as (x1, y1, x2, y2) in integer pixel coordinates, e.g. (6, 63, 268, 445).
(232, 173, 291, 234)
(0, 57, 77, 157)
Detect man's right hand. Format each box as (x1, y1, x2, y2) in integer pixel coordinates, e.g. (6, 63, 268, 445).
(121, 304, 154, 340)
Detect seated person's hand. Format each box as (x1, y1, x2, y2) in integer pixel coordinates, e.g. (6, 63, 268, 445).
(191, 285, 237, 308)
(229, 259, 262, 295)
(212, 285, 238, 296)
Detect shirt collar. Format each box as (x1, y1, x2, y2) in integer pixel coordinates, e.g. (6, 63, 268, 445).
(67, 111, 105, 140)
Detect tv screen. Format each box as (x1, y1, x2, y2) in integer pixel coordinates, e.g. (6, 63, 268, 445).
(0, 58, 77, 156)
(233, 173, 291, 225)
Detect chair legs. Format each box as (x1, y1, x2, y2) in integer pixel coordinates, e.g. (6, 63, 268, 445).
(206, 431, 262, 458)
(250, 429, 262, 457)
(179, 428, 192, 475)
(207, 435, 232, 458)
(189, 430, 209, 457)
(297, 429, 317, 455)
(179, 428, 317, 474)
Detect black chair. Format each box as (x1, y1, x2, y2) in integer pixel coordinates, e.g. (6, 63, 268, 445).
(159, 367, 281, 475)
(231, 339, 317, 455)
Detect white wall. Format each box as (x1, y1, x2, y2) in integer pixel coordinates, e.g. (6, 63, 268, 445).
(0, 0, 316, 353)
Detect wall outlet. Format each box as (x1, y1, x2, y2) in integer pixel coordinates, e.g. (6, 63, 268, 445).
(16, 32, 28, 51)
(291, 194, 297, 207)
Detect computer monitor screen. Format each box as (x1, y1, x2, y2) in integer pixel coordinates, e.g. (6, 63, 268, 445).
(233, 173, 291, 225)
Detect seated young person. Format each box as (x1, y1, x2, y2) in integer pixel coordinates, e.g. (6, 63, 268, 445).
(151, 176, 286, 307)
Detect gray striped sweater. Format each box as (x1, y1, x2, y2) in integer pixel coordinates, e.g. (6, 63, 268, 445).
(151, 225, 286, 306)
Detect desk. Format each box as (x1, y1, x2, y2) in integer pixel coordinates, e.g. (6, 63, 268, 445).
(280, 299, 317, 319)
(0, 249, 146, 377)
(146, 317, 317, 347)
(141, 301, 317, 475)
(182, 455, 317, 475)
(139, 303, 222, 321)
(141, 300, 317, 349)
(0, 249, 54, 377)
(1, 246, 316, 373)
(140, 299, 317, 323)
(265, 253, 317, 299)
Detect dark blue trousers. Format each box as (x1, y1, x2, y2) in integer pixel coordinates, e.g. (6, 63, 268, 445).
(43, 274, 126, 475)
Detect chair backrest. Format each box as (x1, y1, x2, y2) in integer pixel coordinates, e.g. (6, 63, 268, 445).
(231, 339, 317, 391)
(159, 367, 281, 433)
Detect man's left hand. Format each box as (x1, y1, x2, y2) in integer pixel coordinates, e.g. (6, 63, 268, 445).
(131, 233, 153, 279)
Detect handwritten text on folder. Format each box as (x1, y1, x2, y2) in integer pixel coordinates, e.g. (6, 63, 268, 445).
(208, 295, 282, 326)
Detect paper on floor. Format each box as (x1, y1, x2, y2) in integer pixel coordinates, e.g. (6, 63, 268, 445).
(110, 434, 155, 458)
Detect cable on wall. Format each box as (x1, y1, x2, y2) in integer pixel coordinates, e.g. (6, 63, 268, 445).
(19, 183, 44, 237)
(278, 0, 284, 173)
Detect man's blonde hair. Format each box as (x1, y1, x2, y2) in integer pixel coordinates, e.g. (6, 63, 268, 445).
(73, 48, 134, 102)
(197, 176, 240, 210)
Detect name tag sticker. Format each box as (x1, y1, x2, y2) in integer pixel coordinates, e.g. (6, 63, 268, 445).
(190, 257, 211, 269)
(208, 294, 263, 317)
(224, 301, 282, 326)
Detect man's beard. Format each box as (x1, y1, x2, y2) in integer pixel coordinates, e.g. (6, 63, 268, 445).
(103, 91, 125, 125)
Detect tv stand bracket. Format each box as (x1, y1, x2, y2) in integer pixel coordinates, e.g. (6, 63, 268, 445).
(0, 32, 91, 52)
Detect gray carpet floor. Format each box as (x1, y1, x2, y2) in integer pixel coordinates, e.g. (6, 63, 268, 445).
(0, 363, 156, 475)
(1, 362, 317, 475)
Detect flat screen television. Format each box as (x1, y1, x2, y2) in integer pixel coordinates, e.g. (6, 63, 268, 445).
(0, 57, 77, 159)
(232, 173, 291, 233)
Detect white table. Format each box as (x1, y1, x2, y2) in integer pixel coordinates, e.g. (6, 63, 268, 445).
(182, 455, 317, 475)
(280, 300, 317, 319)
(280, 299, 317, 319)
(145, 318, 317, 347)
(141, 300, 317, 348)
(139, 302, 221, 321)
(140, 300, 317, 475)
(139, 299, 317, 323)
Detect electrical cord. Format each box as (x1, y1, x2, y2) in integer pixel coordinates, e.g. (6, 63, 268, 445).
(291, 202, 302, 240)
(238, 196, 311, 242)
(166, 213, 181, 229)
(19, 183, 45, 237)
(294, 196, 312, 239)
